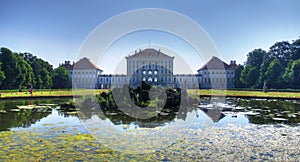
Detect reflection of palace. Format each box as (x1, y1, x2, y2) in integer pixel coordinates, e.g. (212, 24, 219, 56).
(63, 48, 237, 89)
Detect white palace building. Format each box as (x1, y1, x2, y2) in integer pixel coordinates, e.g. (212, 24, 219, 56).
(63, 48, 237, 89)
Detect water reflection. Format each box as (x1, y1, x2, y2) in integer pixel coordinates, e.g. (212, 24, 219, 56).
(0, 98, 299, 132)
(0, 98, 72, 131)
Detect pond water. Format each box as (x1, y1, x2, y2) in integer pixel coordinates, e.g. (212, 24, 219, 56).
(0, 97, 299, 160)
(1, 97, 299, 133)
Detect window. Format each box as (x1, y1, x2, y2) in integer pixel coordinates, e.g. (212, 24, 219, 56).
(143, 77, 146, 81)
(154, 70, 158, 75)
(143, 70, 146, 75)
(154, 77, 157, 82)
(148, 77, 152, 82)
(148, 71, 152, 75)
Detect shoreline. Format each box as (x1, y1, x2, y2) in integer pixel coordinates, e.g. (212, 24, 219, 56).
(1, 93, 299, 100)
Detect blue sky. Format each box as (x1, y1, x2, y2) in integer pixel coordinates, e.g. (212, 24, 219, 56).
(1, 0, 300, 74)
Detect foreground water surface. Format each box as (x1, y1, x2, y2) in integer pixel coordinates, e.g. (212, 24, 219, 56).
(0, 97, 299, 161)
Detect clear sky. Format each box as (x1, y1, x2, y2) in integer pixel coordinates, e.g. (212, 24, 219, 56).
(1, 0, 300, 74)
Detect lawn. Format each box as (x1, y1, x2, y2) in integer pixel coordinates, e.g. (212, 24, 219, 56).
(193, 89, 300, 99)
(0, 89, 108, 98)
(1, 89, 299, 99)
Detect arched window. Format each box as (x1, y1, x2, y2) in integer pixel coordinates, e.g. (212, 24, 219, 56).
(142, 70, 146, 75)
(143, 77, 146, 81)
(154, 77, 157, 82)
(154, 70, 158, 75)
(148, 77, 153, 82)
(148, 71, 152, 75)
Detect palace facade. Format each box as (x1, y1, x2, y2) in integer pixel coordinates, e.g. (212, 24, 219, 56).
(64, 48, 237, 89)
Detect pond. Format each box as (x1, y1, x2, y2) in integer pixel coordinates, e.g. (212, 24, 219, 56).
(0, 97, 299, 161)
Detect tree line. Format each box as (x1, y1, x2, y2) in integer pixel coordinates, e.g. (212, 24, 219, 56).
(0, 47, 71, 90)
(234, 37, 300, 89)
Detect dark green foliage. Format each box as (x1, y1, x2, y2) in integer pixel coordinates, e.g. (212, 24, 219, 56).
(52, 66, 71, 89)
(0, 47, 54, 90)
(268, 41, 292, 68)
(0, 62, 5, 86)
(238, 37, 300, 89)
(290, 59, 300, 88)
(240, 65, 259, 88)
(265, 59, 284, 88)
(20, 52, 53, 89)
(98, 82, 182, 110)
(234, 64, 244, 88)
(246, 49, 266, 70)
(0, 48, 33, 89)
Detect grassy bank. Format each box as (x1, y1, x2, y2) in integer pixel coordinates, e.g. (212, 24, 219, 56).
(0, 89, 108, 98)
(0, 89, 299, 99)
(193, 89, 300, 99)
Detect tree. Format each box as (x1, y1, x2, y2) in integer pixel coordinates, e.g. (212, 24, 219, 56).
(14, 55, 34, 89)
(290, 59, 300, 88)
(0, 48, 20, 89)
(52, 66, 71, 89)
(234, 64, 244, 88)
(246, 49, 266, 70)
(281, 61, 293, 88)
(265, 58, 284, 88)
(268, 41, 292, 68)
(291, 38, 300, 61)
(240, 65, 259, 88)
(20, 53, 53, 89)
(0, 62, 5, 86)
(40, 68, 52, 88)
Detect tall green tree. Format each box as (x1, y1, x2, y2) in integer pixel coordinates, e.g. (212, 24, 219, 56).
(291, 38, 300, 61)
(14, 54, 34, 89)
(240, 65, 259, 88)
(265, 58, 284, 88)
(234, 64, 244, 88)
(0, 48, 20, 89)
(52, 66, 71, 89)
(246, 49, 266, 70)
(40, 68, 52, 88)
(268, 41, 292, 68)
(0, 62, 5, 86)
(290, 59, 300, 88)
(20, 53, 53, 89)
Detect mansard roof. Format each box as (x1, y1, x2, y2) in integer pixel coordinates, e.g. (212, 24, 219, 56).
(73, 57, 102, 70)
(197, 56, 231, 71)
(126, 48, 174, 59)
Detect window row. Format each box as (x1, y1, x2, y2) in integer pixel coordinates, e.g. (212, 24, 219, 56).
(203, 78, 234, 83)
